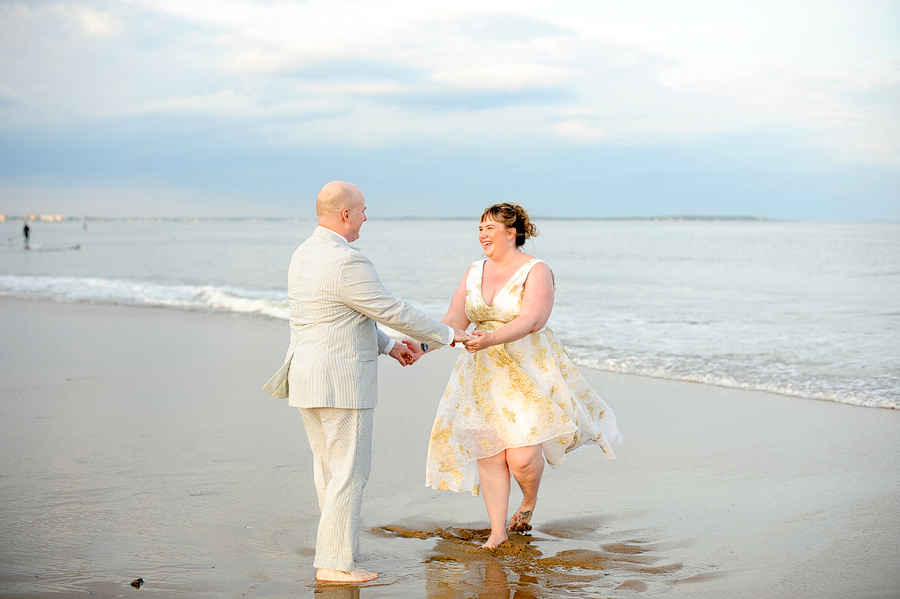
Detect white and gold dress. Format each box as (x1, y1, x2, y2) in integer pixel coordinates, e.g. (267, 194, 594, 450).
(426, 258, 623, 495)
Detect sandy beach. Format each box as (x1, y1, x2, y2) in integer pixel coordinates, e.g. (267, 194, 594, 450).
(1, 297, 898, 598)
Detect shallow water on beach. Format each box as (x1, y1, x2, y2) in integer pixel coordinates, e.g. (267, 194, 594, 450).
(1, 218, 898, 409)
(0, 304, 718, 598)
(2, 298, 899, 598)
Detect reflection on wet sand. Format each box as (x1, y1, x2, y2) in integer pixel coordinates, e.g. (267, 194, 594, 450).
(314, 584, 360, 599)
(378, 521, 718, 598)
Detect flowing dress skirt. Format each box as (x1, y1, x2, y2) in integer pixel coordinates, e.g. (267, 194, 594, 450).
(426, 326, 622, 495)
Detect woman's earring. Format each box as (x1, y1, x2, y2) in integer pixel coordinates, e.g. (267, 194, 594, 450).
(508, 238, 513, 248)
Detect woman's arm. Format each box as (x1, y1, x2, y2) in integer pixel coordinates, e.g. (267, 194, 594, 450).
(441, 270, 473, 330)
(402, 269, 472, 361)
(463, 262, 554, 352)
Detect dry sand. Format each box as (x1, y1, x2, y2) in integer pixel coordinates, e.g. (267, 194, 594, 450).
(1, 297, 898, 598)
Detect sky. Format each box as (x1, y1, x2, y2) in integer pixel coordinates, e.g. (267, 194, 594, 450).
(0, 0, 898, 219)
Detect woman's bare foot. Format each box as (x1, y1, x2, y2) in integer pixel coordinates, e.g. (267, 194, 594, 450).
(315, 568, 378, 583)
(508, 508, 533, 532)
(481, 530, 508, 549)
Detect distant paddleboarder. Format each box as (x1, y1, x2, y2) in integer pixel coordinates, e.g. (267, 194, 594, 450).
(23, 222, 30, 249)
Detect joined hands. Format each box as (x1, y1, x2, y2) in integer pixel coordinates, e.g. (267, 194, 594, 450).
(388, 342, 417, 366)
(392, 329, 472, 366)
(462, 330, 490, 353)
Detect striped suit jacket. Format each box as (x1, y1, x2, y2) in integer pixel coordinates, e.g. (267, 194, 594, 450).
(284, 226, 452, 409)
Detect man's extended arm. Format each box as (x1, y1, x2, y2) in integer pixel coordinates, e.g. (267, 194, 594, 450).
(339, 253, 464, 347)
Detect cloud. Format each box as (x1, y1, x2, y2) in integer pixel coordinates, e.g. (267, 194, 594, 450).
(445, 12, 575, 43)
(287, 59, 428, 84)
(129, 89, 257, 115)
(430, 63, 571, 90)
(0, 0, 898, 217)
(553, 118, 607, 139)
(0, 3, 123, 37)
(376, 86, 573, 111)
(13, 0, 885, 159)
(72, 6, 122, 36)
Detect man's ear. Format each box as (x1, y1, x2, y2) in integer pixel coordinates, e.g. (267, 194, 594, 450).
(341, 208, 351, 223)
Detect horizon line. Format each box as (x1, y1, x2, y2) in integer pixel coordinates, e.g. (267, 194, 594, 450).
(2, 215, 774, 223)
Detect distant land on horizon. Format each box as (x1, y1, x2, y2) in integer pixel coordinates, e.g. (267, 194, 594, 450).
(1, 215, 773, 223)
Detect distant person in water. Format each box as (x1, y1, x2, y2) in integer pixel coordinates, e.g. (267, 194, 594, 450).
(23, 222, 29, 249)
(404, 202, 623, 549)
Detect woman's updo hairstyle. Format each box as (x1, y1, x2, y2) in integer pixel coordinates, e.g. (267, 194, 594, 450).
(480, 202, 539, 248)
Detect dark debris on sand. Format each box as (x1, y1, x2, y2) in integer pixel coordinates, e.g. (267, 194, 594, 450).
(379, 524, 541, 557)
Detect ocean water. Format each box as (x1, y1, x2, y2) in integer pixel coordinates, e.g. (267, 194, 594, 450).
(1, 218, 898, 410)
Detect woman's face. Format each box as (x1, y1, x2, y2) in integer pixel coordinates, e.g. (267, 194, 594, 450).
(479, 216, 513, 258)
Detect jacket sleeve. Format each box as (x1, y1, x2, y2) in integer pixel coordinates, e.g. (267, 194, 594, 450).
(376, 328, 392, 355)
(338, 252, 452, 346)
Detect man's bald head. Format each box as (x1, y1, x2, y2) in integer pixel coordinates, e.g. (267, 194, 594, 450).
(315, 180, 368, 242)
(316, 181, 364, 217)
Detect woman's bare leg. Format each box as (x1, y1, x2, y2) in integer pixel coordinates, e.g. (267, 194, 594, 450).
(506, 445, 544, 532)
(477, 451, 511, 548)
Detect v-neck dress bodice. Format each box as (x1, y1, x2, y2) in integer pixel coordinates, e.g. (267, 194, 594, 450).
(426, 258, 622, 496)
(467, 258, 537, 329)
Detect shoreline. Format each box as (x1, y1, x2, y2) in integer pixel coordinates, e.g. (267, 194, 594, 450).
(1, 293, 893, 412)
(1, 297, 898, 598)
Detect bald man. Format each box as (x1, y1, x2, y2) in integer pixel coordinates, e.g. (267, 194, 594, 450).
(283, 181, 470, 582)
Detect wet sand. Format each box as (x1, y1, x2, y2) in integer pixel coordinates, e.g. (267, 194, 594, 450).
(1, 297, 898, 598)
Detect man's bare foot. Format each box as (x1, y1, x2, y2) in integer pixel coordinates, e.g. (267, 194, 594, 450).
(315, 568, 378, 583)
(480, 531, 508, 549)
(508, 508, 533, 533)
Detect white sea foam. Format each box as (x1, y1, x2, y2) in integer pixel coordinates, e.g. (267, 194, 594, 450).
(568, 350, 900, 410)
(2, 219, 898, 412)
(0, 275, 289, 320)
(4, 273, 895, 410)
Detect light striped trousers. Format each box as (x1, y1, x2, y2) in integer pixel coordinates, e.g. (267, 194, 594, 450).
(299, 407, 374, 572)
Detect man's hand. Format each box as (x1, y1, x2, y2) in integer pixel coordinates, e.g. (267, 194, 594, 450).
(401, 340, 426, 364)
(389, 342, 415, 366)
(452, 328, 472, 347)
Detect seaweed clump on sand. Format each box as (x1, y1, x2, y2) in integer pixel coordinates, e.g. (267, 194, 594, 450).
(379, 524, 541, 557)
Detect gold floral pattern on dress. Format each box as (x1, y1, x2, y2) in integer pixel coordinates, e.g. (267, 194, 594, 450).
(530, 334, 549, 371)
(507, 346, 527, 363)
(430, 421, 454, 449)
(551, 339, 564, 359)
(489, 346, 547, 407)
(425, 257, 621, 496)
(471, 353, 496, 423)
(438, 462, 464, 485)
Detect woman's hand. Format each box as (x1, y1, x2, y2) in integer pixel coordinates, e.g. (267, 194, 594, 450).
(401, 339, 426, 363)
(463, 330, 493, 353)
